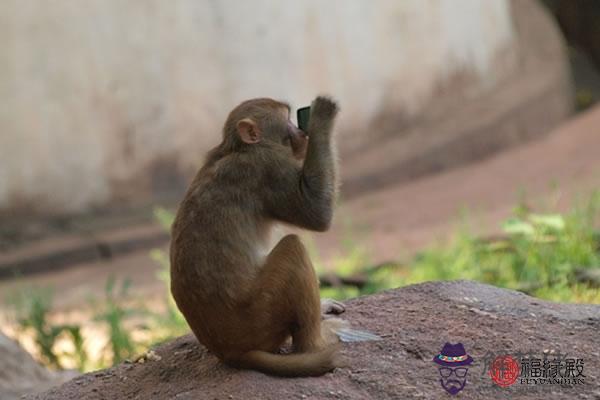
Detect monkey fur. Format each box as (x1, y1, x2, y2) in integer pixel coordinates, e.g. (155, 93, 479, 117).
(170, 96, 344, 376)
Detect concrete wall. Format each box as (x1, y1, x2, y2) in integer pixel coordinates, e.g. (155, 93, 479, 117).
(1, 1, 522, 213)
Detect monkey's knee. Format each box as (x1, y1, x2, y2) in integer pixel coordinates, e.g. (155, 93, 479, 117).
(275, 234, 306, 256)
(270, 234, 314, 274)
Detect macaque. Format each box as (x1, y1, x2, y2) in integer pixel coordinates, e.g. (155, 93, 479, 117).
(170, 96, 344, 376)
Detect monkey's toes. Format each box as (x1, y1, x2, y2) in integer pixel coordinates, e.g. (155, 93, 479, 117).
(321, 298, 346, 316)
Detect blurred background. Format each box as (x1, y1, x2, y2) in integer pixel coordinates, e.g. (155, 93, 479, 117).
(1, 0, 599, 397)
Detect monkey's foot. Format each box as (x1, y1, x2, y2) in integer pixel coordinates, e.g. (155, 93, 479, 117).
(321, 298, 345, 317)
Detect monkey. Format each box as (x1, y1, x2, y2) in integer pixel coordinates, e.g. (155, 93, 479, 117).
(170, 95, 345, 377)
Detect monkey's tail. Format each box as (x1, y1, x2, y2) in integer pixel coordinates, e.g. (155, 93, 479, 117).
(232, 344, 342, 377)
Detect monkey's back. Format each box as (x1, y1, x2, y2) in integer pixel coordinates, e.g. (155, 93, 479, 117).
(169, 152, 273, 303)
(169, 152, 279, 353)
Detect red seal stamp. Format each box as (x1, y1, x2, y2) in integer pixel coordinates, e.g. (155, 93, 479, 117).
(489, 355, 520, 387)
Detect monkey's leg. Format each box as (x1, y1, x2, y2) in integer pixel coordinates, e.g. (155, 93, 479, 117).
(221, 235, 346, 376)
(255, 234, 334, 353)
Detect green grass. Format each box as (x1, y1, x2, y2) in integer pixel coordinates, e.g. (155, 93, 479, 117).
(93, 277, 137, 365)
(8, 288, 86, 370)
(352, 191, 600, 303)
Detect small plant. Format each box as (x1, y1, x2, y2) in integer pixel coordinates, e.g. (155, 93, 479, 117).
(94, 277, 137, 365)
(150, 248, 188, 340)
(150, 207, 188, 340)
(304, 218, 371, 300)
(154, 206, 175, 231)
(9, 288, 88, 370)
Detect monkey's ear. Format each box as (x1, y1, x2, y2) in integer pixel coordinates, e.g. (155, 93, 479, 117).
(236, 118, 261, 144)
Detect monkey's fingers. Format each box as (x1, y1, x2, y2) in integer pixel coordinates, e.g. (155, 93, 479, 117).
(311, 96, 339, 120)
(336, 328, 382, 343)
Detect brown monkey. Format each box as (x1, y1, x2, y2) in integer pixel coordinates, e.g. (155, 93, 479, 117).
(170, 96, 343, 376)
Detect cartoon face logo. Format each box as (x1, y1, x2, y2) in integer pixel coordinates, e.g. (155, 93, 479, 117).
(433, 343, 474, 396)
(438, 366, 469, 395)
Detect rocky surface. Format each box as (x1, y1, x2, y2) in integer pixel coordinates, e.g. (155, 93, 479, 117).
(0, 333, 75, 400)
(28, 281, 600, 399)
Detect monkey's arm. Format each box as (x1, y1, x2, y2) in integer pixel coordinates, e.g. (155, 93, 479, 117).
(266, 96, 339, 231)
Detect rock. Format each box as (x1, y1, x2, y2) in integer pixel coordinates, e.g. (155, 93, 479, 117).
(27, 281, 600, 399)
(0, 332, 77, 400)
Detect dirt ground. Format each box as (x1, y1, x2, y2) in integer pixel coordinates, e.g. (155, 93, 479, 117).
(28, 280, 600, 400)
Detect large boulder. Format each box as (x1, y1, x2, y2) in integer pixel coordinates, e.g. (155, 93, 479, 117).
(28, 281, 600, 399)
(1, 0, 571, 214)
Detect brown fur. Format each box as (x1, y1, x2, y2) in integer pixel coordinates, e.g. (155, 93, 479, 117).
(170, 96, 340, 376)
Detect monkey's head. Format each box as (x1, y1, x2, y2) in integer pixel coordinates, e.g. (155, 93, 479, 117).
(223, 98, 308, 160)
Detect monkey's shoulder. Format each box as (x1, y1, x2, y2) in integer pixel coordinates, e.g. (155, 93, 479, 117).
(202, 150, 297, 188)
(211, 153, 265, 183)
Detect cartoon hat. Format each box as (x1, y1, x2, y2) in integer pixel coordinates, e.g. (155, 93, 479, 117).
(433, 343, 474, 366)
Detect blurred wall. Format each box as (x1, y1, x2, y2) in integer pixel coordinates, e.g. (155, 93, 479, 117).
(0, 1, 551, 213)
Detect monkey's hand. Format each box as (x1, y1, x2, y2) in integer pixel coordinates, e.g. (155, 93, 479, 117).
(308, 96, 339, 137)
(312, 96, 339, 118)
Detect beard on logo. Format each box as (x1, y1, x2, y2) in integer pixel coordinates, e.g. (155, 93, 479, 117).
(441, 379, 466, 395)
